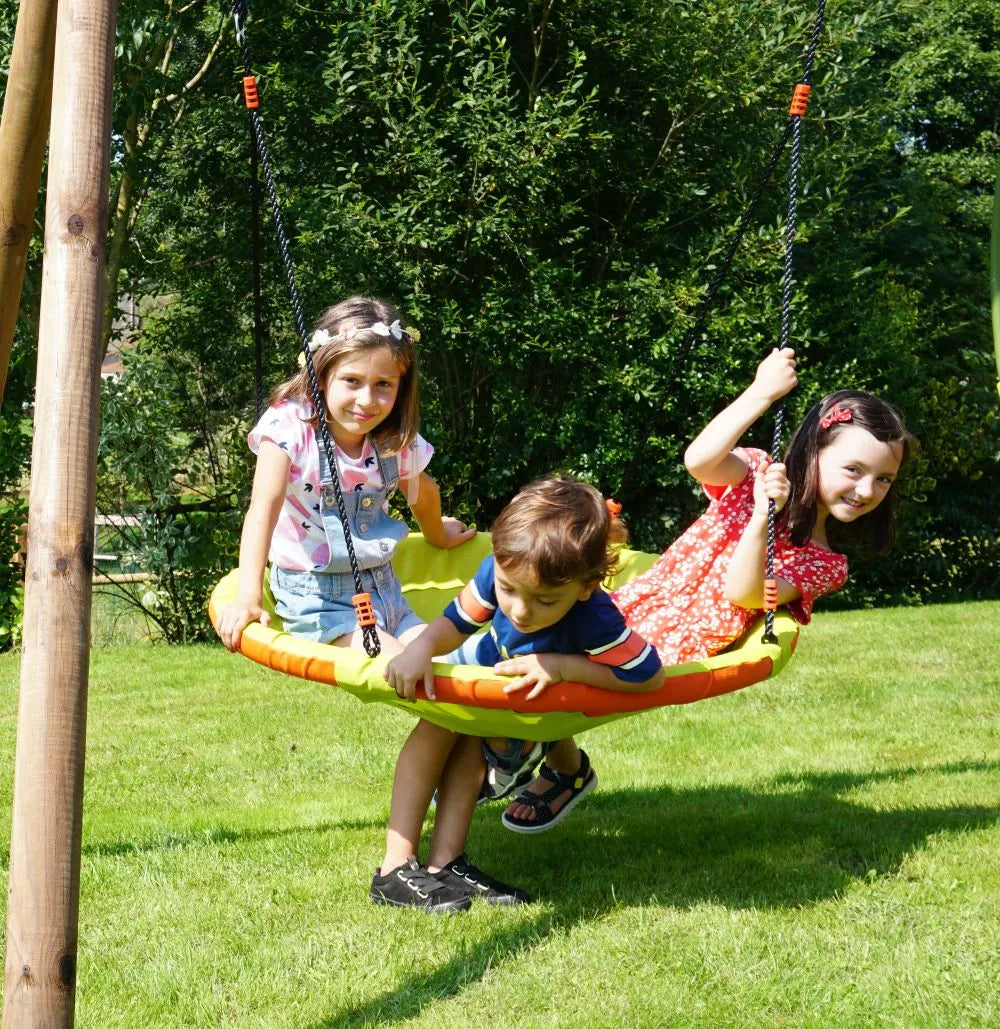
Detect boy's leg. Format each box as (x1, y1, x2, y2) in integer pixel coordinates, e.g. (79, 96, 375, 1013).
(503, 736, 587, 824)
(381, 718, 457, 874)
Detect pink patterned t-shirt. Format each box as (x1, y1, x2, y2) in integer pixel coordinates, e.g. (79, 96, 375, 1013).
(249, 399, 434, 572)
(612, 447, 848, 664)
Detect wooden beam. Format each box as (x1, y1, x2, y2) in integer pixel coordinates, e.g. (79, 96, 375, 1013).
(2, 0, 118, 1023)
(0, 0, 58, 400)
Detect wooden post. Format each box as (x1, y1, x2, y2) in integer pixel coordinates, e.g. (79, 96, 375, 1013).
(3, 0, 117, 1023)
(0, 0, 58, 399)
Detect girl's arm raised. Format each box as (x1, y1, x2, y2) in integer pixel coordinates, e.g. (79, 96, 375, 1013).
(684, 348, 798, 487)
(725, 460, 801, 609)
(405, 471, 477, 548)
(216, 440, 289, 652)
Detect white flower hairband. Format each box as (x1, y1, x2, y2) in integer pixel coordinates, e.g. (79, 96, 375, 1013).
(307, 319, 420, 353)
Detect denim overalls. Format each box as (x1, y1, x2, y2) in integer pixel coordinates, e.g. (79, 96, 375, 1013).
(269, 438, 424, 643)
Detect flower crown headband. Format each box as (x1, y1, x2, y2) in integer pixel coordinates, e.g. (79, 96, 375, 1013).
(307, 319, 421, 354)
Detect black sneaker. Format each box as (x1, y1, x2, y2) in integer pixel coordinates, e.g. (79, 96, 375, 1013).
(435, 853, 532, 906)
(370, 856, 472, 913)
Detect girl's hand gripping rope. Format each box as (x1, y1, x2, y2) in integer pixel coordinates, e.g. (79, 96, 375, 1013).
(750, 347, 798, 405)
(752, 459, 791, 519)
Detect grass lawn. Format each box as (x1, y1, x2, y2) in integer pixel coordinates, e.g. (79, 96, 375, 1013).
(1, 601, 998, 1027)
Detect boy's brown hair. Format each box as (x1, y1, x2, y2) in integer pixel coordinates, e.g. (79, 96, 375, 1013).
(491, 477, 627, 587)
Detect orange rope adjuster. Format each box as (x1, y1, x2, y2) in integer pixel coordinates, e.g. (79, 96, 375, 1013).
(763, 578, 779, 612)
(242, 75, 259, 110)
(788, 83, 811, 118)
(352, 592, 376, 629)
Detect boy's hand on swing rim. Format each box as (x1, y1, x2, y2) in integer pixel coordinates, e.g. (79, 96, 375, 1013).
(384, 640, 437, 701)
(495, 653, 563, 701)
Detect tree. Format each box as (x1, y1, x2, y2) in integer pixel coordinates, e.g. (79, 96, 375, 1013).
(3, 0, 997, 645)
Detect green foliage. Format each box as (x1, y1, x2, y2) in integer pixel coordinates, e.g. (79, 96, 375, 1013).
(4, 0, 999, 622)
(0, 413, 29, 652)
(97, 306, 245, 643)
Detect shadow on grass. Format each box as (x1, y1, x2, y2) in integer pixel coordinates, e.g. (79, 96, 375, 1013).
(322, 759, 999, 1026)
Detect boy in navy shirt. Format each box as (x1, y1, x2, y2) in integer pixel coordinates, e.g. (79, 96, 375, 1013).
(372, 478, 662, 912)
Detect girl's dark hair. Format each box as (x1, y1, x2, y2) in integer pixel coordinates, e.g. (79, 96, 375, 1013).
(268, 296, 419, 454)
(491, 477, 628, 587)
(781, 389, 912, 555)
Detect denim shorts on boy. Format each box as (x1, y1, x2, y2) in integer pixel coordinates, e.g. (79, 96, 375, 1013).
(269, 440, 423, 643)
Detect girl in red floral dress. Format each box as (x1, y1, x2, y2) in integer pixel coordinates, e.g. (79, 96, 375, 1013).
(502, 347, 912, 834)
(612, 346, 912, 662)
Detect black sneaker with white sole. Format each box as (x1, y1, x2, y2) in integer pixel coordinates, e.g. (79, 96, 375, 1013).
(370, 856, 472, 913)
(434, 853, 532, 906)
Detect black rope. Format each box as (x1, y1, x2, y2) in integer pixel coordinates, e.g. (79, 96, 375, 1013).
(618, 0, 828, 515)
(762, 0, 826, 644)
(249, 130, 265, 420)
(617, 121, 794, 501)
(231, 0, 381, 657)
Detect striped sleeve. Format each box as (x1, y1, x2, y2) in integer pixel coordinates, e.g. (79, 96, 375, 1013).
(442, 556, 497, 635)
(580, 593, 661, 683)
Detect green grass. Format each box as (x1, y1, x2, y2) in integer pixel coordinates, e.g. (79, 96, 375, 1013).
(1, 601, 998, 1027)
(90, 588, 159, 647)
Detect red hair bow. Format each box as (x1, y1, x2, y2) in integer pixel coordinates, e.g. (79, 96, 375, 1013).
(820, 403, 853, 430)
(605, 498, 623, 518)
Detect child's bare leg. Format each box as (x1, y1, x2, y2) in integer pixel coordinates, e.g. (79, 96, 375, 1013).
(332, 626, 409, 657)
(426, 734, 485, 871)
(504, 736, 583, 823)
(381, 718, 457, 874)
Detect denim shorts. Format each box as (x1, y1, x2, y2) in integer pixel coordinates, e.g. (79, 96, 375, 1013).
(270, 563, 423, 644)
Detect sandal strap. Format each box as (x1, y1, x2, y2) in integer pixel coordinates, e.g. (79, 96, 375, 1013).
(515, 749, 592, 816)
(536, 749, 590, 793)
(509, 788, 554, 822)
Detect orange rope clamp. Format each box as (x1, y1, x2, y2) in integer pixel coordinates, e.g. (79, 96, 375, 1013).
(352, 593, 376, 629)
(788, 83, 811, 118)
(763, 578, 779, 612)
(243, 75, 259, 110)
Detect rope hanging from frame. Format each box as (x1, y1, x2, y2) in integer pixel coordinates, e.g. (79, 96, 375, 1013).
(616, 0, 826, 644)
(230, 0, 382, 657)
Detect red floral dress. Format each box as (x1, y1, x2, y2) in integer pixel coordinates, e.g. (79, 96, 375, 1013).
(612, 448, 848, 665)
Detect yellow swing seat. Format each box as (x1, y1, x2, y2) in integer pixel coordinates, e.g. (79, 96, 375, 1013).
(208, 532, 798, 741)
